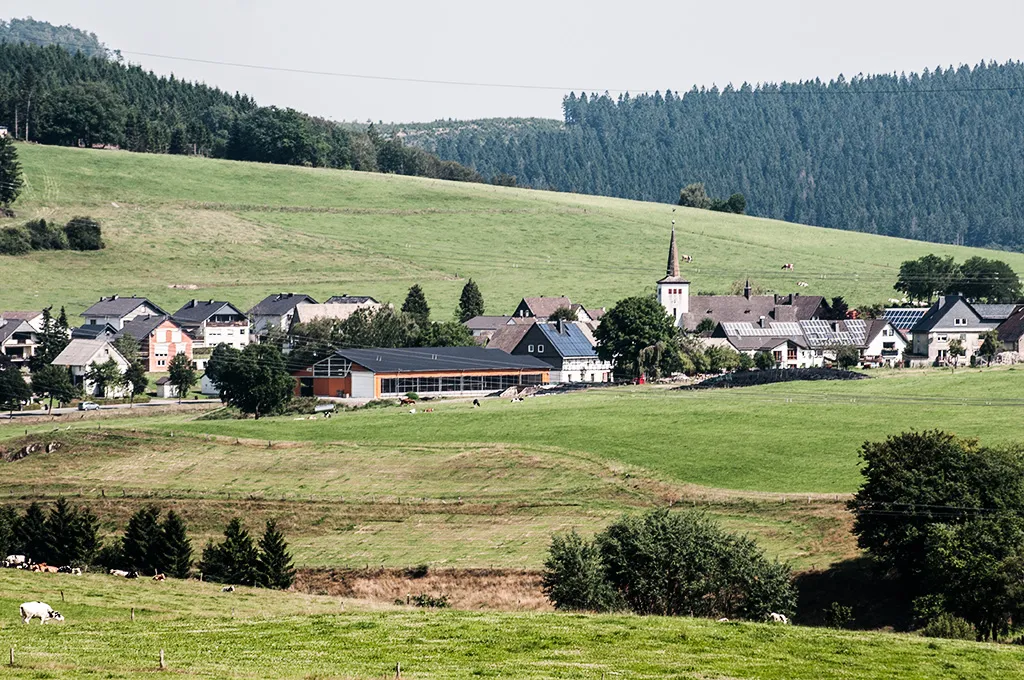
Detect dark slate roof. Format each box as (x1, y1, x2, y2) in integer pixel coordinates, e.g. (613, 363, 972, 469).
(327, 346, 552, 374)
(71, 323, 119, 340)
(81, 296, 167, 318)
(533, 322, 597, 358)
(117, 315, 181, 341)
(974, 304, 1018, 321)
(326, 295, 379, 305)
(997, 306, 1024, 343)
(172, 300, 246, 324)
(0, 319, 34, 344)
(248, 293, 317, 316)
(910, 295, 995, 333)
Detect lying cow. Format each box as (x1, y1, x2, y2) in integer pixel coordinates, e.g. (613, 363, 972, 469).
(768, 612, 790, 624)
(20, 601, 64, 624)
(153, 574, 166, 581)
(4, 554, 27, 568)
(109, 569, 139, 578)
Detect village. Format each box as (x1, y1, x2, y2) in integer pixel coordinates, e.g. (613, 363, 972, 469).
(3, 230, 1022, 410)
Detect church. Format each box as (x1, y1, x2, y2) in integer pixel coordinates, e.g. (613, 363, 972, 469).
(656, 229, 827, 332)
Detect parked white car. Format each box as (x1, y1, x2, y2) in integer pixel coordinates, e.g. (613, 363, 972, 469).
(78, 401, 100, 411)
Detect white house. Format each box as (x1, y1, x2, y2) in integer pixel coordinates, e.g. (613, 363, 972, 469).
(172, 300, 251, 350)
(906, 295, 1017, 366)
(508, 319, 614, 383)
(50, 339, 130, 397)
(80, 296, 167, 330)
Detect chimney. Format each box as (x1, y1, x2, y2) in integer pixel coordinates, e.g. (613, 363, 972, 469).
(190, 299, 197, 307)
(557, 318, 565, 334)
(112, 294, 119, 300)
(743, 279, 752, 300)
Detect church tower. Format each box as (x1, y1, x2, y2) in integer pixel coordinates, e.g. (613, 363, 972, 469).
(657, 228, 689, 326)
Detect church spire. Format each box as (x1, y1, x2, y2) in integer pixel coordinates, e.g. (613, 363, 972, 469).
(666, 228, 680, 278)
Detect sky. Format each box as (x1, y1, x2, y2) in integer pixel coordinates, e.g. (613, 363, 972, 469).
(5, 1, 1024, 123)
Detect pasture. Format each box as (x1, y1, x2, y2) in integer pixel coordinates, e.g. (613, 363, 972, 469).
(1, 570, 1021, 679)
(6, 144, 1024, 317)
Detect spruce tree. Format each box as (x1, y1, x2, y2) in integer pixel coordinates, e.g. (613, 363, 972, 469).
(257, 520, 295, 589)
(0, 134, 23, 211)
(161, 510, 193, 579)
(44, 497, 81, 565)
(456, 279, 485, 323)
(199, 518, 260, 586)
(122, 505, 164, 575)
(401, 284, 431, 327)
(0, 505, 18, 557)
(16, 502, 48, 562)
(76, 505, 102, 565)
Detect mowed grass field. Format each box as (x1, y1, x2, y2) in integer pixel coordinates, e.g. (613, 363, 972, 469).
(1, 570, 1022, 680)
(6, 143, 1024, 316)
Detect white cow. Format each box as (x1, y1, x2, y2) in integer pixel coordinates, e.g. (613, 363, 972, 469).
(20, 601, 64, 624)
(768, 612, 790, 624)
(109, 569, 130, 577)
(3, 554, 27, 568)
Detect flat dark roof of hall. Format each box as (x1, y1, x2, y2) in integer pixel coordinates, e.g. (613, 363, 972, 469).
(323, 346, 552, 374)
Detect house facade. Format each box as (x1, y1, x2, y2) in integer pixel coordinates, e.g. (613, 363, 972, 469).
(509, 320, 613, 383)
(81, 296, 167, 330)
(906, 296, 1016, 365)
(248, 293, 317, 336)
(0, 319, 39, 369)
(295, 346, 550, 399)
(50, 339, 130, 397)
(117, 315, 194, 371)
(172, 300, 250, 349)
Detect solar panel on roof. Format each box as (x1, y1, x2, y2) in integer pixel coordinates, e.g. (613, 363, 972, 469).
(884, 308, 927, 329)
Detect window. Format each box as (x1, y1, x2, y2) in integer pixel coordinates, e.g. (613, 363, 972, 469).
(537, 344, 545, 353)
(527, 345, 534, 352)
(954, 318, 967, 326)
(937, 334, 948, 342)
(787, 347, 797, 361)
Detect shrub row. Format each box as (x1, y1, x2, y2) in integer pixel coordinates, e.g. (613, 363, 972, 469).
(0, 216, 104, 255)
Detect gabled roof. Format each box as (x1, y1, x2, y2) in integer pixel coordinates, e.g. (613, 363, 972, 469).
(326, 295, 379, 305)
(1, 311, 43, 322)
(322, 346, 552, 374)
(997, 306, 1024, 343)
(72, 323, 119, 340)
(531, 322, 598, 358)
(465, 315, 514, 331)
(291, 302, 377, 327)
(973, 304, 1018, 321)
(0, 319, 35, 344)
(487, 319, 536, 353)
(519, 296, 572, 318)
(81, 296, 166, 318)
(681, 295, 824, 332)
(172, 300, 246, 324)
(51, 339, 128, 367)
(248, 293, 318, 316)
(585, 308, 606, 321)
(910, 295, 1002, 333)
(727, 336, 806, 352)
(118, 315, 184, 341)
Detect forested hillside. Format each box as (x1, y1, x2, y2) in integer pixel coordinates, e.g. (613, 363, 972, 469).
(0, 17, 108, 58)
(403, 63, 1024, 250)
(0, 40, 481, 182)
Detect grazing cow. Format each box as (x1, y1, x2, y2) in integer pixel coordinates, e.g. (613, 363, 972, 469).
(472, 399, 481, 408)
(153, 574, 166, 581)
(109, 569, 130, 577)
(681, 254, 693, 263)
(221, 585, 235, 593)
(768, 612, 790, 624)
(20, 602, 64, 624)
(797, 281, 809, 288)
(782, 263, 794, 270)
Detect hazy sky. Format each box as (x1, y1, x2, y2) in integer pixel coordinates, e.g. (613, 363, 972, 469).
(6, 1, 1024, 122)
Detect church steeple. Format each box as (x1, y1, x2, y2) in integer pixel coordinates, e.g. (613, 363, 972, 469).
(666, 228, 680, 279)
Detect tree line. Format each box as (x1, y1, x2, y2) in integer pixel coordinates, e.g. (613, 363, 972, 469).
(895, 254, 1022, 304)
(0, 214, 105, 255)
(0, 498, 293, 588)
(0, 40, 483, 182)
(405, 62, 1024, 250)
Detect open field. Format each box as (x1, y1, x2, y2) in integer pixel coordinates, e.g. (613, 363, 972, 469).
(136, 367, 1024, 494)
(0, 430, 854, 571)
(5, 144, 1024, 316)
(1, 570, 1022, 679)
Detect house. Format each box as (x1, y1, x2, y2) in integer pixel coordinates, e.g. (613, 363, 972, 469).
(905, 295, 1017, 366)
(799, 318, 907, 367)
(486, 318, 537, 353)
(288, 300, 381, 333)
(883, 308, 928, 338)
(172, 300, 250, 350)
(1, 311, 46, 333)
(117, 315, 194, 371)
(200, 373, 219, 397)
(50, 339, 130, 397)
(656, 229, 825, 332)
(71, 323, 119, 342)
(248, 293, 317, 336)
(294, 346, 551, 399)
(81, 296, 167, 330)
(508, 320, 613, 383)
(464, 315, 517, 342)
(996, 306, 1024, 356)
(0, 318, 39, 369)
(713, 322, 822, 368)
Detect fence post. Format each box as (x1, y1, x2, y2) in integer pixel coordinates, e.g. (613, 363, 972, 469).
(60, 590, 64, 602)
(395, 662, 401, 678)
(159, 649, 166, 670)
(131, 607, 135, 622)
(9, 647, 13, 666)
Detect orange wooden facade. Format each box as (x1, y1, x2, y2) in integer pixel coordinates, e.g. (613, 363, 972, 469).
(294, 363, 549, 399)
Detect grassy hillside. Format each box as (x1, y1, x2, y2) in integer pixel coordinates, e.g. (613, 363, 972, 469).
(2, 570, 1021, 679)
(5, 144, 1024, 316)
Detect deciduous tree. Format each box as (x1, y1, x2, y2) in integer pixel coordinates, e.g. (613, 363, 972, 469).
(594, 296, 676, 378)
(167, 352, 196, 403)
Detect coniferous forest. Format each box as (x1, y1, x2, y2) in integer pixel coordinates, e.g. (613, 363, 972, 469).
(0, 37, 482, 182)
(402, 63, 1024, 250)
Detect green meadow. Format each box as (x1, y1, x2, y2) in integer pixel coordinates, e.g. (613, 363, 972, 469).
(1, 570, 1021, 679)
(5, 143, 1024, 317)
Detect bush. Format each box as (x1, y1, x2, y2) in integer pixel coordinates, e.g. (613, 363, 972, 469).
(542, 530, 622, 612)
(25, 219, 68, 250)
(63, 216, 104, 250)
(0, 224, 31, 255)
(405, 564, 429, 579)
(824, 602, 854, 629)
(921, 613, 976, 640)
(409, 594, 449, 608)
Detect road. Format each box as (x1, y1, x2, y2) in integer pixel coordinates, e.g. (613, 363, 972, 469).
(0, 399, 213, 420)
